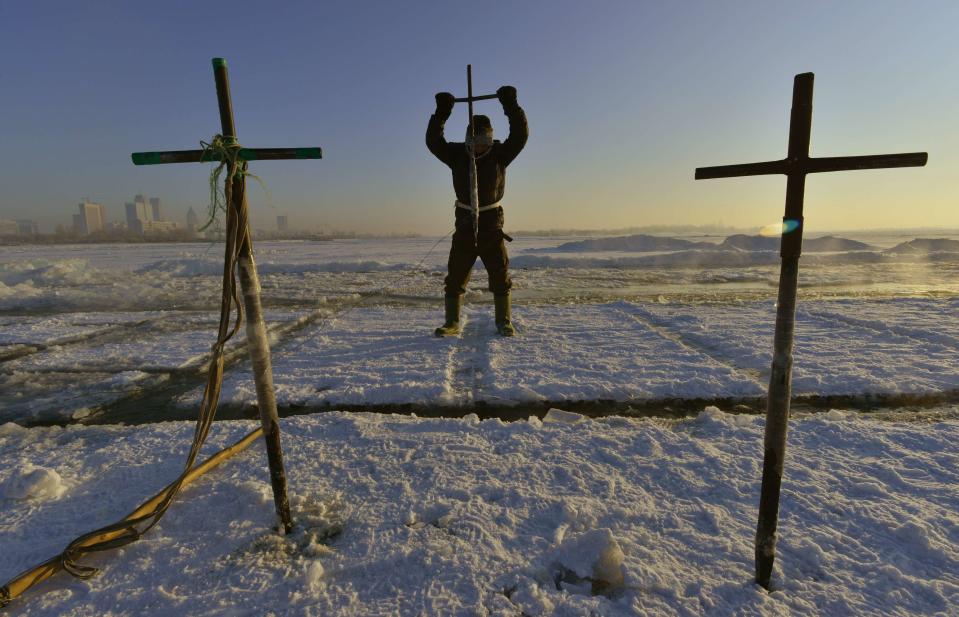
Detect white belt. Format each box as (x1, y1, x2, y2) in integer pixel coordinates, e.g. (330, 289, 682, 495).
(455, 200, 501, 213)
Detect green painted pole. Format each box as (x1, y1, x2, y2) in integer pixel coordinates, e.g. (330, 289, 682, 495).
(132, 148, 322, 166)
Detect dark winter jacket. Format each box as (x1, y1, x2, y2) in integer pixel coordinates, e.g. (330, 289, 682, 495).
(425, 104, 528, 209)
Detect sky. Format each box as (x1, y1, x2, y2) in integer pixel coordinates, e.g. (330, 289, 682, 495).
(0, 0, 956, 235)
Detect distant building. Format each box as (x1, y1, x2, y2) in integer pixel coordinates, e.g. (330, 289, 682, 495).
(125, 203, 145, 233)
(0, 220, 18, 236)
(77, 200, 105, 234)
(15, 219, 39, 235)
(276, 215, 289, 232)
(125, 195, 153, 233)
(135, 194, 153, 221)
(149, 197, 163, 222)
(186, 207, 199, 232)
(140, 220, 179, 234)
(124, 195, 167, 233)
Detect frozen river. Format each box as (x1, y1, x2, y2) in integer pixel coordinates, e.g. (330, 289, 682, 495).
(1, 233, 958, 424)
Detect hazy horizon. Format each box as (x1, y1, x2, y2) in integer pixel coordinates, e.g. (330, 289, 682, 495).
(1, 1, 957, 235)
(7, 208, 959, 240)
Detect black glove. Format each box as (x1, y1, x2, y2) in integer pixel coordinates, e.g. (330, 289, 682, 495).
(497, 85, 518, 108)
(434, 92, 455, 118)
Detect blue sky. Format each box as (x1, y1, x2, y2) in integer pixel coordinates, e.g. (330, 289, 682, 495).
(1, 1, 956, 233)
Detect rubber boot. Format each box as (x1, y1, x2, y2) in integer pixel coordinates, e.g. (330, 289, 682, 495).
(494, 293, 515, 337)
(434, 295, 462, 337)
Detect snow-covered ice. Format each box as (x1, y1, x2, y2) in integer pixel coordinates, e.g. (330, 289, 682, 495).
(629, 300, 959, 395)
(197, 302, 766, 411)
(0, 370, 166, 423)
(2, 236, 959, 614)
(1, 409, 957, 615)
(187, 297, 958, 413)
(2, 237, 959, 422)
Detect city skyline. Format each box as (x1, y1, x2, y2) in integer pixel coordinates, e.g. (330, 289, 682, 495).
(1, 2, 957, 235)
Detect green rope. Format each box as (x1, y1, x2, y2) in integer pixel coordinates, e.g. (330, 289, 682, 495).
(197, 135, 271, 232)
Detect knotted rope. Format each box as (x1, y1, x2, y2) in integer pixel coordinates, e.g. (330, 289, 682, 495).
(198, 134, 269, 231)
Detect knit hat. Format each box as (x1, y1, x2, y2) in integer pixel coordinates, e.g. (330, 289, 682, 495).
(466, 115, 493, 142)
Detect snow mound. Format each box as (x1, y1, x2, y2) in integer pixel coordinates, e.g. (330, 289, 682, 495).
(0, 259, 98, 287)
(694, 405, 755, 429)
(2, 465, 67, 500)
(535, 233, 873, 254)
(0, 280, 42, 302)
(718, 234, 780, 252)
(0, 422, 26, 436)
(885, 238, 959, 254)
(804, 235, 876, 252)
(542, 234, 713, 253)
(511, 250, 783, 269)
(550, 528, 626, 594)
(824, 409, 852, 421)
(305, 561, 325, 592)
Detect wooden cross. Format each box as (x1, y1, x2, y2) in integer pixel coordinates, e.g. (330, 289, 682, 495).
(455, 64, 498, 247)
(695, 72, 927, 589)
(132, 58, 324, 533)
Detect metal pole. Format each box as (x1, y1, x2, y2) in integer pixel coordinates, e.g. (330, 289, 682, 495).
(211, 57, 294, 534)
(467, 64, 479, 249)
(454, 93, 497, 103)
(755, 72, 813, 588)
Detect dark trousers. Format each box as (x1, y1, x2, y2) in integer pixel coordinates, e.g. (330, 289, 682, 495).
(444, 207, 512, 297)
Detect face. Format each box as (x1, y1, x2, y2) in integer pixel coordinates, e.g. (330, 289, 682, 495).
(470, 131, 492, 155)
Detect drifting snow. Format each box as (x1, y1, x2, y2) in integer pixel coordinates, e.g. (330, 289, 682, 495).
(1, 409, 957, 615)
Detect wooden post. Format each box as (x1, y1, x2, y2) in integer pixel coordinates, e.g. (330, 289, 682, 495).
(754, 74, 812, 588)
(695, 72, 927, 589)
(132, 59, 321, 534)
(211, 57, 294, 534)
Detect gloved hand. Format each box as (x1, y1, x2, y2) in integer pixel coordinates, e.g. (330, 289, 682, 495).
(434, 92, 455, 118)
(496, 85, 518, 108)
